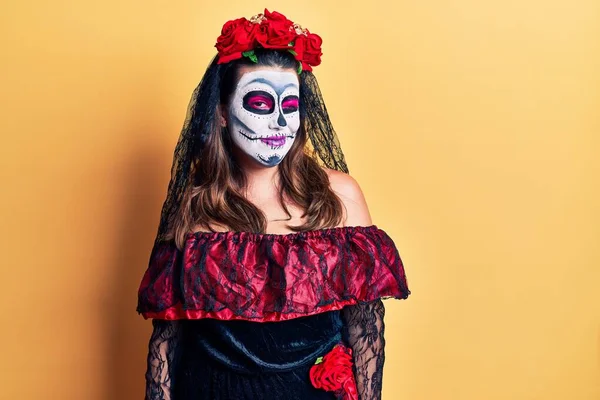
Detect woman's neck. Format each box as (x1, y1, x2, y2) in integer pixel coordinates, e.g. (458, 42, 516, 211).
(235, 154, 281, 202)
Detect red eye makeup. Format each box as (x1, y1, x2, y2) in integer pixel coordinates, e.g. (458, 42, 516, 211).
(243, 91, 275, 114)
(281, 96, 299, 114)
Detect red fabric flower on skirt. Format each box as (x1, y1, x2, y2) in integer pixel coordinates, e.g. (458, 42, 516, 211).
(309, 343, 358, 400)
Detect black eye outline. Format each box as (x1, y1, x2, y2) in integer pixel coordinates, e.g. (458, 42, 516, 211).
(243, 91, 275, 115)
(281, 95, 299, 114)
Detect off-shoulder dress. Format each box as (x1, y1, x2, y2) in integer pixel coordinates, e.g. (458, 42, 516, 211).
(137, 225, 410, 400)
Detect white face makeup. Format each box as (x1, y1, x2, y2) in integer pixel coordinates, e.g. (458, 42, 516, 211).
(227, 69, 300, 167)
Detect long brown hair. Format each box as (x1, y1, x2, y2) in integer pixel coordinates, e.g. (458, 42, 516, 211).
(167, 50, 345, 249)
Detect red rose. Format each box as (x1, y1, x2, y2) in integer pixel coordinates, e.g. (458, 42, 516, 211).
(342, 377, 359, 400)
(215, 18, 257, 64)
(293, 34, 307, 64)
(264, 9, 294, 29)
(303, 32, 323, 69)
(309, 344, 358, 400)
(292, 32, 322, 72)
(255, 14, 296, 50)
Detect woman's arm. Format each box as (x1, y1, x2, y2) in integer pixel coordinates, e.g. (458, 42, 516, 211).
(144, 319, 181, 400)
(327, 169, 387, 399)
(342, 299, 387, 400)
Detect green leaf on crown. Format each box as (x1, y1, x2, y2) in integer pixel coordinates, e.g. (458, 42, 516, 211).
(242, 50, 258, 63)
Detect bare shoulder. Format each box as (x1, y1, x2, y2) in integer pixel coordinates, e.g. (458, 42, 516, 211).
(323, 167, 373, 226)
(324, 168, 363, 201)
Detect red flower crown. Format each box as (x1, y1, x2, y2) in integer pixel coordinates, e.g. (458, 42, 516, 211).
(215, 9, 323, 73)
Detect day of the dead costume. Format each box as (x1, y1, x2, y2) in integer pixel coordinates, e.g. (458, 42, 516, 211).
(137, 9, 411, 400)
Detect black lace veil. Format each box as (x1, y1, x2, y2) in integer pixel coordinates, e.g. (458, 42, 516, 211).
(152, 54, 348, 246)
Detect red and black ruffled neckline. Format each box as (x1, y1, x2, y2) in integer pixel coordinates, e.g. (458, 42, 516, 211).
(186, 224, 379, 241)
(137, 225, 410, 322)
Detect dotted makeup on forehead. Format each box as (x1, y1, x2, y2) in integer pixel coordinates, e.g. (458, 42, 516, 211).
(215, 9, 323, 74)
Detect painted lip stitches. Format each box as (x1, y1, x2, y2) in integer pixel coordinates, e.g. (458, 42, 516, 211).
(239, 130, 293, 149)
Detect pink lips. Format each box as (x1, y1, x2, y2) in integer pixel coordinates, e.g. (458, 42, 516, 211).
(260, 136, 287, 147)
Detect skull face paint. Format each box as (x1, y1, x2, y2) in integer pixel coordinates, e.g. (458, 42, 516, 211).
(227, 69, 300, 167)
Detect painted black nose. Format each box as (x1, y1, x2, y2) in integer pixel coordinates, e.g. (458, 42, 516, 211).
(277, 112, 287, 127)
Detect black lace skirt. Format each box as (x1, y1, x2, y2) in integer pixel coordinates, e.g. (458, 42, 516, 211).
(172, 311, 342, 399)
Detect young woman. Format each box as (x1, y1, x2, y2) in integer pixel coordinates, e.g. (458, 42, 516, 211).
(137, 9, 410, 400)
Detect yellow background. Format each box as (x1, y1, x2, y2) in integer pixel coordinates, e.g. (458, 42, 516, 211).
(1, 1, 599, 399)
